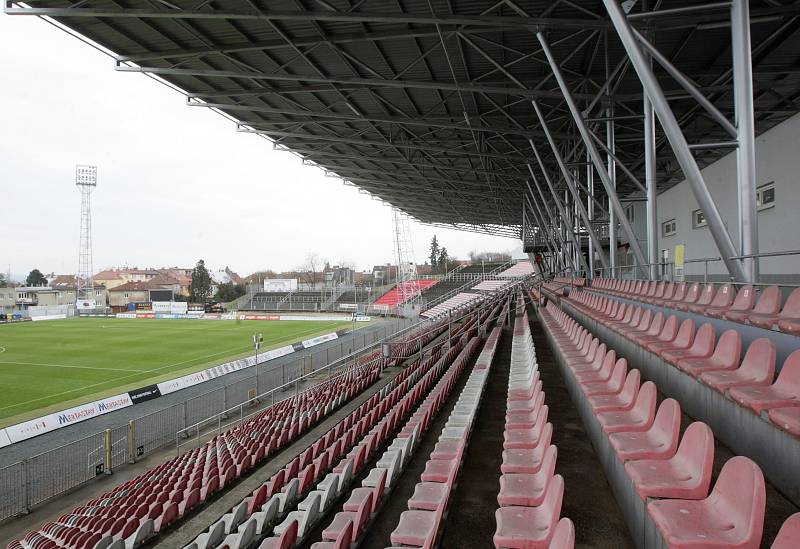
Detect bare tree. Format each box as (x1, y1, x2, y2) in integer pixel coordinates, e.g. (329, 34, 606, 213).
(299, 252, 322, 285)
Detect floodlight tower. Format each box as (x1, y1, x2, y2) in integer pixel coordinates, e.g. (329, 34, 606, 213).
(76, 165, 97, 303)
(392, 209, 421, 305)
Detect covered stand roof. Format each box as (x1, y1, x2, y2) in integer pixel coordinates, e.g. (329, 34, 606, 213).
(8, 1, 800, 239)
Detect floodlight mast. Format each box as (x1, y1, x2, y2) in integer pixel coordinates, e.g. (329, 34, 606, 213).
(76, 165, 97, 305)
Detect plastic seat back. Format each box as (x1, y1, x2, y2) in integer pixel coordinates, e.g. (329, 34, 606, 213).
(776, 350, 800, 389)
(644, 312, 665, 336)
(682, 283, 701, 304)
(739, 338, 776, 383)
(604, 360, 628, 393)
(627, 307, 643, 327)
(675, 422, 714, 497)
(634, 382, 658, 420)
(709, 283, 734, 308)
(618, 370, 641, 404)
(780, 288, 800, 318)
(771, 513, 800, 549)
(711, 329, 742, 367)
(709, 457, 766, 545)
(730, 284, 755, 312)
(670, 282, 688, 302)
(673, 318, 697, 348)
(754, 285, 782, 314)
(656, 315, 679, 342)
(696, 284, 716, 306)
(332, 519, 354, 549)
(653, 398, 681, 446)
(549, 517, 575, 549)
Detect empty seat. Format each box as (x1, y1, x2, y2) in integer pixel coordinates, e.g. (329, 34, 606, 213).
(649, 318, 695, 357)
(744, 285, 784, 329)
(259, 519, 297, 549)
(587, 370, 641, 413)
(771, 513, 800, 549)
(687, 283, 732, 315)
(647, 456, 765, 549)
(493, 475, 564, 549)
(768, 406, 800, 437)
(597, 382, 657, 434)
(609, 399, 680, 461)
(775, 288, 800, 334)
(678, 329, 741, 378)
(389, 505, 442, 547)
(549, 518, 575, 549)
(706, 284, 754, 319)
(625, 422, 714, 500)
(661, 322, 715, 366)
(729, 350, 800, 414)
(309, 519, 352, 549)
(497, 446, 557, 507)
(700, 338, 776, 392)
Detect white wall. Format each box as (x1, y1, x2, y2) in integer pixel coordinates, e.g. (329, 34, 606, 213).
(644, 112, 800, 280)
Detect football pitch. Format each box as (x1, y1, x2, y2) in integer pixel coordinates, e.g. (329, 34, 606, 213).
(0, 317, 352, 427)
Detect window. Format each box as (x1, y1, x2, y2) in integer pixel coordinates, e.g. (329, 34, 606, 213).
(626, 205, 635, 223)
(662, 219, 677, 237)
(692, 209, 707, 229)
(757, 182, 775, 210)
(124, 292, 129, 298)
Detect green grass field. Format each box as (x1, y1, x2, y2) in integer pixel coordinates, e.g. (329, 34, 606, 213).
(0, 317, 351, 427)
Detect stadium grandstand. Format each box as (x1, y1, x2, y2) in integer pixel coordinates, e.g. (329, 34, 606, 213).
(4, 1, 800, 548)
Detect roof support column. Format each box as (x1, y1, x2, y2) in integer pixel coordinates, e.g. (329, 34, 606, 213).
(601, 0, 747, 282)
(607, 105, 618, 278)
(524, 194, 559, 273)
(587, 151, 596, 279)
(645, 92, 658, 280)
(528, 109, 609, 271)
(527, 160, 590, 277)
(525, 180, 571, 274)
(731, 0, 759, 282)
(536, 32, 646, 275)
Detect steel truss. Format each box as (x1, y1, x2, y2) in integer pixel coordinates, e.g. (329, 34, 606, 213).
(8, 0, 800, 281)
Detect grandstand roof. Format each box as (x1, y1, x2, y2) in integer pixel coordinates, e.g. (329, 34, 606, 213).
(9, 1, 800, 238)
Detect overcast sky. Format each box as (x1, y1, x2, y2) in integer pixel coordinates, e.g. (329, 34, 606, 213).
(0, 13, 521, 280)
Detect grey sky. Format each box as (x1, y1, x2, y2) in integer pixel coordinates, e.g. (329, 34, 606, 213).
(0, 14, 521, 279)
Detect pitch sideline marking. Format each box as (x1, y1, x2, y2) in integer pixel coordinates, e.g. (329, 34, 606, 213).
(0, 361, 140, 373)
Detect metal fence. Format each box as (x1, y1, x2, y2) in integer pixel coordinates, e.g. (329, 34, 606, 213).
(0, 319, 410, 521)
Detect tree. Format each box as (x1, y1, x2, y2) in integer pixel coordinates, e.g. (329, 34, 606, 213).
(26, 269, 47, 287)
(437, 247, 449, 274)
(215, 282, 246, 302)
(429, 235, 440, 268)
(299, 253, 322, 285)
(189, 259, 212, 302)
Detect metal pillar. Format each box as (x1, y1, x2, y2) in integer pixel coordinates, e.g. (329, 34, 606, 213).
(537, 33, 647, 273)
(731, 0, 759, 282)
(527, 162, 591, 276)
(528, 114, 610, 270)
(526, 190, 566, 273)
(601, 0, 747, 282)
(524, 195, 559, 271)
(607, 107, 617, 277)
(644, 86, 658, 280)
(587, 151, 596, 278)
(526, 178, 573, 274)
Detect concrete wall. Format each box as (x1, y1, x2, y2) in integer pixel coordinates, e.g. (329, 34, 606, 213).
(622, 112, 800, 282)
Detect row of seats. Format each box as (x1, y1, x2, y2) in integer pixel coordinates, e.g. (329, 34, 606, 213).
(496, 261, 535, 278)
(208, 297, 509, 549)
(7, 312, 476, 549)
(566, 290, 800, 438)
(373, 280, 439, 307)
(591, 278, 800, 334)
(261, 335, 483, 549)
(252, 295, 510, 548)
(494, 303, 574, 549)
(386, 326, 503, 548)
(187, 336, 459, 549)
(538, 298, 800, 548)
(421, 292, 485, 319)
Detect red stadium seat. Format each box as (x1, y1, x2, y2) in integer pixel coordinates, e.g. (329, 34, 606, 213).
(625, 422, 714, 500)
(771, 513, 800, 549)
(707, 284, 754, 319)
(678, 329, 741, 378)
(609, 398, 681, 461)
(597, 381, 657, 434)
(729, 350, 800, 414)
(700, 338, 776, 392)
(647, 456, 765, 549)
(745, 286, 784, 329)
(493, 475, 564, 549)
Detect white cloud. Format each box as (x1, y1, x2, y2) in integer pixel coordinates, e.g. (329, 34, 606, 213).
(0, 13, 520, 277)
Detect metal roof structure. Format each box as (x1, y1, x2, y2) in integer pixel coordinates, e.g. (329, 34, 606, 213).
(5, 1, 800, 278)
